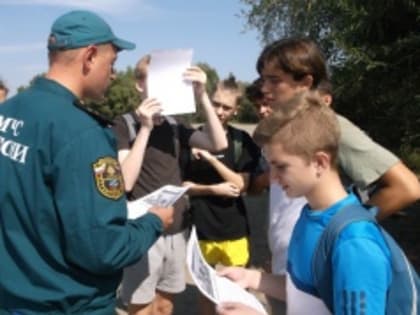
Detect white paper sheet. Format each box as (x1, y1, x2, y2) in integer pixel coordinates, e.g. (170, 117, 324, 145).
(186, 227, 268, 314)
(148, 49, 195, 116)
(127, 185, 189, 219)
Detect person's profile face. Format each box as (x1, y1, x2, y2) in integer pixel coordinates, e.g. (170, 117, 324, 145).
(0, 89, 7, 103)
(87, 44, 118, 101)
(260, 60, 311, 112)
(264, 142, 318, 199)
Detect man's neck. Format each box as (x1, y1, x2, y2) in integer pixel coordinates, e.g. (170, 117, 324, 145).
(45, 67, 82, 99)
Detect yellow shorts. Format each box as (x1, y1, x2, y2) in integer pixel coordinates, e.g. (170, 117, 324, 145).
(199, 237, 249, 267)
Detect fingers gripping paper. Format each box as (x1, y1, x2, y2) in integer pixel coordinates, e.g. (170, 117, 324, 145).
(186, 227, 268, 315)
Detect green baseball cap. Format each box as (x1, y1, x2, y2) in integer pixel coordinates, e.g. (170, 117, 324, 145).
(48, 10, 135, 51)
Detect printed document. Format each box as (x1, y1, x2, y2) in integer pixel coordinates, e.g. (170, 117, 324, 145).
(186, 227, 268, 314)
(127, 185, 189, 219)
(148, 49, 195, 115)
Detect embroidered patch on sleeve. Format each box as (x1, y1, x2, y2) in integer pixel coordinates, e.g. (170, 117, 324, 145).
(92, 157, 125, 200)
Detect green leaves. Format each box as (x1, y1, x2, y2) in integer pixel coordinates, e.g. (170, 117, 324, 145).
(85, 67, 140, 120)
(240, 0, 420, 168)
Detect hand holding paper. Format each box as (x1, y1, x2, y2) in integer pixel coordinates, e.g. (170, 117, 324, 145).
(186, 228, 268, 315)
(148, 49, 195, 115)
(148, 206, 174, 230)
(217, 267, 260, 291)
(134, 97, 162, 130)
(183, 66, 207, 99)
(127, 185, 189, 220)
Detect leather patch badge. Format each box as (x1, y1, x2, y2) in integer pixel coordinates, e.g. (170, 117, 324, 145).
(92, 157, 125, 200)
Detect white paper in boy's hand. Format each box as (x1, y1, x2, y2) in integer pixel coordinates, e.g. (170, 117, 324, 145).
(127, 185, 189, 219)
(148, 49, 195, 116)
(186, 227, 268, 315)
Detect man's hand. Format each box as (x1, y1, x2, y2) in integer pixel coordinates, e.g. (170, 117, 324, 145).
(134, 98, 162, 130)
(216, 302, 263, 315)
(211, 182, 240, 197)
(183, 66, 207, 99)
(148, 206, 174, 230)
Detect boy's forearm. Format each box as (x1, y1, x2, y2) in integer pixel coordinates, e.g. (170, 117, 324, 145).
(206, 156, 247, 191)
(369, 161, 420, 219)
(184, 182, 214, 196)
(119, 126, 151, 191)
(200, 93, 227, 150)
(247, 270, 286, 301)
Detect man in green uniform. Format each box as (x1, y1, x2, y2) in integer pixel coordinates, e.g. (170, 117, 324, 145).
(0, 10, 173, 315)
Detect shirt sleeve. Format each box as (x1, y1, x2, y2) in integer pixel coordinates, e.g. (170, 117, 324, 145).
(337, 115, 399, 189)
(177, 121, 195, 148)
(52, 126, 162, 275)
(331, 221, 392, 315)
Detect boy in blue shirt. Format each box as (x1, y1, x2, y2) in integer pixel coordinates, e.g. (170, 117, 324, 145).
(216, 93, 393, 315)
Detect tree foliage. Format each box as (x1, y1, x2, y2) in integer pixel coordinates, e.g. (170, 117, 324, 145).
(240, 0, 420, 166)
(86, 67, 139, 120)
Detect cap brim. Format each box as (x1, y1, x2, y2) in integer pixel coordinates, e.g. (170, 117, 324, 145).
(112, 37, 136, 51)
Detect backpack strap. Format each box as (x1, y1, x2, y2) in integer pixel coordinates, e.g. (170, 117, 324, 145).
(311, 204, 376, 311)
(312, 204, 419, 315)
(122, 112, 138, 142)
(229, 126, 243, 166)
(166, 116, 180, 158)
(121, 114, 180, 158)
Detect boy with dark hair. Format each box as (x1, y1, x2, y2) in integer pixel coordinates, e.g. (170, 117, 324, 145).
(249, 37, 420, 315)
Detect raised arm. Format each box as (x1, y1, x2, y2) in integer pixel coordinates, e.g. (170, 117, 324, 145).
(118, 98, 161, 192)
(183, 66, 227, 151)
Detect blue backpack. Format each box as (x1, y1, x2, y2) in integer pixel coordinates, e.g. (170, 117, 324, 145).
(312, 204, 420, 314)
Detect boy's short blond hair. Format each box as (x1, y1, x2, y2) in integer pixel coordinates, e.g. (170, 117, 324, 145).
(253, 92, 340, 164)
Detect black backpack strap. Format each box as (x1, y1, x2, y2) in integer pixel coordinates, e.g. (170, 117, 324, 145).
(229, 126, 244, 166)
(122, 112, 138, 142)
(166, 116, 180, 158)
(311, 204, 376, 311)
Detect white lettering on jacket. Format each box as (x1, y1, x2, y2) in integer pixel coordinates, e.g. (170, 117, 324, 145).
(0, 115, 29, 164)
(0, 115, 24, 136)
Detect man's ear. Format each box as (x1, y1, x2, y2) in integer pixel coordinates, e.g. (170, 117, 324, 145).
(82, 45, 98, 74)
